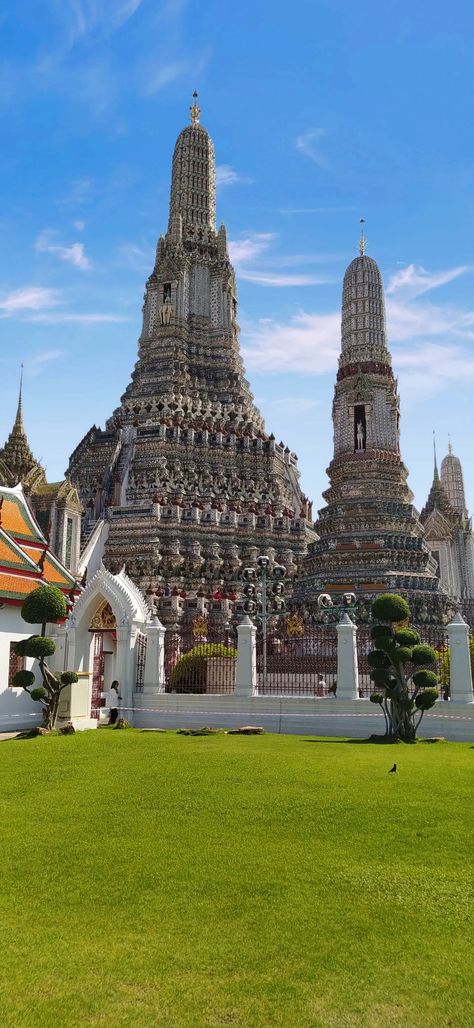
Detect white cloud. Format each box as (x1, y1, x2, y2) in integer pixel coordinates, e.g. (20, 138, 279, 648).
(229, 233, 334, 287)
(35, 232, 92, 270)
(239, 270, 331, 287)
(215, 165, 250, 188)
(73, 220, 85, 232)
(243, 310, 340, 373)
(386, 263, 470, 299)
(56, 0, 144, 44)
(295, 129, 328, 168)
(145, 61, 189, 94)
(0, 287, 61, 317)
(228, 233, 275, 268)
(143, 50, 210, 96)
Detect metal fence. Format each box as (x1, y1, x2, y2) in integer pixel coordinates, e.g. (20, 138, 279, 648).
(164, 625, 237, 694)
(256, 623, 337, 696)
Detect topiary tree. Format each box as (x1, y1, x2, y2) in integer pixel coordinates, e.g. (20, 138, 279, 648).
(12, 585, 78, 731)
(169, 643, 237, 693)
(368, 593, 439, 742)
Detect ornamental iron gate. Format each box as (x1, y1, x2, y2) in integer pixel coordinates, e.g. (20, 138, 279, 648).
(256, 621, 337, 696)
(164, 622, 237, 694)
(135, 632, 147, 693)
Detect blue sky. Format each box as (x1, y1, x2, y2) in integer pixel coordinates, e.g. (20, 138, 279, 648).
(1, 0, 474, 516)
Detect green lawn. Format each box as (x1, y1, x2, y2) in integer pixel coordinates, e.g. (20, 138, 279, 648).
(0, 731, 472, 1028)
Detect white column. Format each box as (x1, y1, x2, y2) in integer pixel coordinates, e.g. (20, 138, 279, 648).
(142, 619, 166, 694)
(115, 625, 134, 719)
(236, 616, 257, 697)
(336, 614, 359, 700)
(447, 613, 473, 704)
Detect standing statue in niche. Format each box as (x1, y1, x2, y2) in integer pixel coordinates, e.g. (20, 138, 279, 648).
(356, 420, 365, 451)
(160, 297, 173, 326)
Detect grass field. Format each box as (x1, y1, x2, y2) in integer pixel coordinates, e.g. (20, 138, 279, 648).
(0, 730, 472, 1028)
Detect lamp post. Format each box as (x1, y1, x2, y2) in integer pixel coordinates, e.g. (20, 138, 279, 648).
(317, 591, 357, 624)
(241, 557, 287, 692)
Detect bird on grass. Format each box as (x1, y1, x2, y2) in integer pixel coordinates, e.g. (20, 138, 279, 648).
(388, 763, 397, 774)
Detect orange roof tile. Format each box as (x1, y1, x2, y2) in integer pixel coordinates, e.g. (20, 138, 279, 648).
(0, 572, 42, 600)
(0, 490, 45, 543)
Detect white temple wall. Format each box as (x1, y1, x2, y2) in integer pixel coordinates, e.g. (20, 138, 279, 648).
(0, 607, 42, 731)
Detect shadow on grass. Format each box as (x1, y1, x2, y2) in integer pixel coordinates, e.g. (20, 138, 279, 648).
(302, 735, 446, 745)
(302, 737, 391, 745)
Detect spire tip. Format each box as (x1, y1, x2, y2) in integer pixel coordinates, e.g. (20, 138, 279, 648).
(190, 90, 200, 126)
(359, 218, 366, 256)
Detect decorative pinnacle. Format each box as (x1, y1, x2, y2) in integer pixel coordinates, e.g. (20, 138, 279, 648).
(448, 434, 453, 455)
(190, 90, 200, 126)
(14, 364, 24, 433)
(433, 429, 438, 476)
(359, 218, 366, 256)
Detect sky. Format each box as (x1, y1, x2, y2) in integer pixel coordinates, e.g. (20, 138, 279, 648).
(1, 0, 474, 517)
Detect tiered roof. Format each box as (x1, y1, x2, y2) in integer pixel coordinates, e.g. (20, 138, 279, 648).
(0, 484, 79, 604)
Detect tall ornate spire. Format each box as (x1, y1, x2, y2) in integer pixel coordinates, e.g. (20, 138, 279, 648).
(168, 93, 216, 233)
(0, 368, 40, 484)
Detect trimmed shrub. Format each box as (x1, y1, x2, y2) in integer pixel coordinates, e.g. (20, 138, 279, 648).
(370, 668, 391, 686)
(371, 593, 410, 623)
(391, 646, 413, 663)
(31, 687, 48, 701)
(367, 650, 391, 669)
(415, 688, 439, 711)
(114, 718, 131, 730)
(170, 643, 237, 693)
(13, 669, 35, 689)
(21, 585, 67, 626)
(24, 636, 56, 659)
(370, 692, 384, 705)
(411, 644, 437, 666)
(394, 628, 420, 647)
(60, 671, 79, 686)
(412, 669, 439, 689)
(370, 624, 394, 642)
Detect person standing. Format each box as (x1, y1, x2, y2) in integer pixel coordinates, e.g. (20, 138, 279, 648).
(108, 681, 121, 725)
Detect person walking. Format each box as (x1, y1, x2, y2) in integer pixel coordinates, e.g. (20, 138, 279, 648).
(108, 681, 121, 725)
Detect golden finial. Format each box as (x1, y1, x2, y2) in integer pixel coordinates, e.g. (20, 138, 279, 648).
(359, 218, 366, 256)
(190, 90, 200, 126)
(448, 434, 453, 455)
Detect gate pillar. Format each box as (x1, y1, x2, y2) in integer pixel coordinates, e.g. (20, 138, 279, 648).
(447, 613, 473, 704)
(236, 616, 257, 696)
(143, 620, 166, 694)
(336, 614, 359, 700)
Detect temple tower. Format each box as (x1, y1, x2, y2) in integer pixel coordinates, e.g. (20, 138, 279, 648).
(0, 376, 82, 573)
(441, 442, 468, 518)
(294, 232, 451, 623)
(420, 442, 474, 621)
(67, 97, 314, 622)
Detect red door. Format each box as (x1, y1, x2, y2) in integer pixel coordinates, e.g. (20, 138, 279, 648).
(91, 633, 105, 718)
